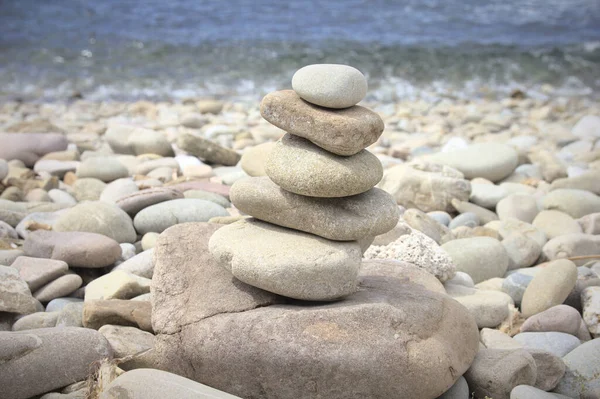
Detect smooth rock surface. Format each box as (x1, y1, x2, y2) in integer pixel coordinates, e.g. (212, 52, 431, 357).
(24, 230, 122, 268)
(99, 369, 242, 399)
(134, 198, 228, 234)
(231, 177, 399, 241)
(542, 189, 600, 218)
(260, 90, 384, 156)
(33, 274, 82, 302)
(0, 266, 37, 314)
(442, 237, 509, 284)
(76, 156, 128, 182)
(513, 332, 581, 357)
(291, 64, 367, 108)
(10, 256, 69, 291)
(177, 133, 241, 166)
(85, 270, 151, 301)
(209, 218, 362, 300)
(554, 338, 600, 398)
(427, 143, 519, 182)
(54, 201, 136, 243)
(521, 259, 578, 318)
(533, 210, 582, 240)
(521, 305, 582, 336)
(265, 134, 383, 197)
(116, 187, 183, 216)
(464, 348, 537, 399)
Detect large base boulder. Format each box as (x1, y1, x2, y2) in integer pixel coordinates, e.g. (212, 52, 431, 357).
(152, 223, 479, 399)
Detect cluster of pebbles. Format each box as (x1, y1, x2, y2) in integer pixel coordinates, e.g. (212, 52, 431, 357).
(0, 63, 599, 399)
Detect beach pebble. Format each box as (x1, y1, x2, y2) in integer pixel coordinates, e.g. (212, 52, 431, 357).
(292, 64, 367, 109)
(265, 134, 382, 197)
(572, 114, 600, 138)
(510, 385, 571, 399)
(554, 335, 600, 398)
(449, 212, 480, 229)
(113, 248, 155, 279)
(502, 234, 541, 269)
(0, 220, 18, 239)
(551, 171, 600, 194)
(442, 237, 509, 283)
(529, 150, 568, 183)
(134, 198, 228, 234)
(426, 143, 519, 182)
(33, 274, 82, 303)
(532, 210, 582, 240)
(542, 188, 600, 218)
(464, 348, 537, 399)
(521, 259, 577, 318)
(11, 256, 69, 292)
(0, 266, 38, 314)
(542, 233, 600, 264)
(231, 177, 399, 241)
(427, 211, 451, 226)
(177, 133, 241, 166)
(76, 156, 129, 182)
(83, 299, 152, 332)
(71, 177, 106, 201)
(0, 327, 112, 399)
(491, 218, 548, 247)
(54, 201, 136, 243)
(97, 325, 155, 370)
(0, 133, 68, 167)
(578, 212, 600, 234)
(436, 376, 469, 399)
(116, 187, 183, 216)
(127, 128, 174, 157)
(520, 305, 582, 336)
(239, 142, 275, 177)
(99, 178, 139, 203)
(209, 218, 362, 300)
(24, 230, 122, 268)
(33, 160, 79, 178)
(378, 162, 470, 213)
(141, 232, 159, 250)
(55, 301, 84, 327)
(497, 194, 539, 223)
(564, 266, 600, 311)
(581, 286, 600, 337)
(100, 369, 240, 399)
(513, 332, 581, 357)
(45, 297, 83, 313)
(480, 328, 522, 350)
(85, 270, 151, 301)
(526, 348, 565, 392)
(445, 284, 512, 328)
(402, 208, 448, 244)
(183, 189, 230, 207)
(260, 90, 384, 156)
(12, 311, 59, 331)
(0, 249, 24, 266)
(133, 157, 179, 175)
(444, 271, 475, 288)
(196, 99, 224, 114)
(470, 183, 509, 209)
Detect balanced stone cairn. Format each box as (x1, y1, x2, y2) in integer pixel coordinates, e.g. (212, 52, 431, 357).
(209, 64, 400, 301)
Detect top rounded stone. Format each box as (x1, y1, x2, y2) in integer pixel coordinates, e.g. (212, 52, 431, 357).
(292, 64, 367, 109)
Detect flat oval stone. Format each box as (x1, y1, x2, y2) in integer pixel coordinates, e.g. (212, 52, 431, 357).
(54, 201, 136, 243)
(542, 189, 600, 219)
(426, 143, 519, 182)
(0, 133, 68, 167)
(116, 187, 183, 216)
(260, 90, 384, 156)
(292, 64, 367, 109)
(209, 218, 362, 301)
(76, 157, 129, 182)
(24, 230, 122, 268)
(133, 198, 228, 234)
(265, 134, 382, 197)
(521, 259, 577, 318)
(231, 177, 399, 241)
(442, 237, 509, 284)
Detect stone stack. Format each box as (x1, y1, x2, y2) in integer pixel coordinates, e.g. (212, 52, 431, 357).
(209, 64, 400, 301)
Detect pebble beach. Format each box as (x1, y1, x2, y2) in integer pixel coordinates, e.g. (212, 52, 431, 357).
(0, 61, 600, 399)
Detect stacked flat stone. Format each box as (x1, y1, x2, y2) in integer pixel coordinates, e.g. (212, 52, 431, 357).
(209, 64, 400, 301)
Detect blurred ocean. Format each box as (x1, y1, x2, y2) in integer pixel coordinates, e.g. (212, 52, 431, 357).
(1, 0, 599, 101)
